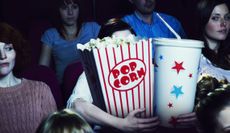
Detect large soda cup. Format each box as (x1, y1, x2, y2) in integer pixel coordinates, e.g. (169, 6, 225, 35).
(153, 38, 204, 127)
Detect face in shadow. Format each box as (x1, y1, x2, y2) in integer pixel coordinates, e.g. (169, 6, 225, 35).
(59, 0, 79, 26)
(0, 42, 16, 77)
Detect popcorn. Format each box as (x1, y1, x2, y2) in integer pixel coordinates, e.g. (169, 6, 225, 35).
(77, 35, 138, 51)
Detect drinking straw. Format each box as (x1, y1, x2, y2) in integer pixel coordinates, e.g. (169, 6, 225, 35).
(156, 13, 181, 39)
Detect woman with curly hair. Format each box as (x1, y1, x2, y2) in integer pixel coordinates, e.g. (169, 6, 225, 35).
(0, 22, 57, 133)
(196, 76, 230, 133)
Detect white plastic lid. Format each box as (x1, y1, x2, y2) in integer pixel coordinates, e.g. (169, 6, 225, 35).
(153, 38, 204, 48)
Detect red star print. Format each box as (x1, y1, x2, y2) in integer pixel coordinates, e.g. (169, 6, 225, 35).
(168, 102, 173, 108)
(172, 61, 185, 74)
(189, 73, 193, 78)
(168, 116, 178, 127)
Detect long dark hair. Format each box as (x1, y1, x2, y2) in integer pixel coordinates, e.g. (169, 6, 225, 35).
(53, 0, 83, 39)
(196, 0, 230, 70)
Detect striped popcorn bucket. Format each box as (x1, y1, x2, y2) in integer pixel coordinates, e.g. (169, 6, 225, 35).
(80, 38, 154, 118)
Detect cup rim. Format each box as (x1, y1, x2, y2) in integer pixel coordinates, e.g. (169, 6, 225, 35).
(153, 38, 204, 48)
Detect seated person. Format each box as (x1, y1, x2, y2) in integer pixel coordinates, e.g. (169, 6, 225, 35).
(123, 0, 186, 38)
(196, 0, 230, 81)
(0, 22, 57, 133)
(67, 18, 160, 133)
(123, 0, 187, 61)
(39, 0, 100, 83)
(169, 0, 230, 131)
(37, 109, 93, 133)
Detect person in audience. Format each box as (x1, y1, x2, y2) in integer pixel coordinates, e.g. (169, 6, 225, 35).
(122, 0, 186, 38)
(39, 0, 100, 83)
(196, 75, 230, 133)
(196, 0, 230, 81)
(174, 0, 230, 131)
(0, 22, 57, 133)
(67, 18, 160, 133)
(122, 0, 187, 62)
(37, 109, 93, 133)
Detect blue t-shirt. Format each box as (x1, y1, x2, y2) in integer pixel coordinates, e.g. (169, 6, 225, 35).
(123, 12, 186, 57)
(41, 22, 101, 82)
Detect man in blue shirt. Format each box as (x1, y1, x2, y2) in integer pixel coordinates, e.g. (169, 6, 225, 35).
(123, 0, 186, 39)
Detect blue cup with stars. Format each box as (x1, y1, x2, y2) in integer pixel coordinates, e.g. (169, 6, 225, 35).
(153, 38, 204, 128)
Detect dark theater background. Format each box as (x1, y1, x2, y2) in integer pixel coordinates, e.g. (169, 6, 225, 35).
(0, 0, 206, 73)
(0, 0, 203, 38)
(1, 0, 230, 113)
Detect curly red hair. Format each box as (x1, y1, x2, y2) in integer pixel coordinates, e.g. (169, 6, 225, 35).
(0, 22, 31, 73)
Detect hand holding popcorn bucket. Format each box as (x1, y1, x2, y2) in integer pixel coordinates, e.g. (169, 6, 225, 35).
(153, 38, 204, 127)
(78, 36, 154, 118)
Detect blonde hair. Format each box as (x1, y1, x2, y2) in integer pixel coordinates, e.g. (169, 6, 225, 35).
(37, 109, 93, 133)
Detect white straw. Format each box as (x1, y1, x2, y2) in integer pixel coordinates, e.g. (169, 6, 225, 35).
(156, 13, 181, 39)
